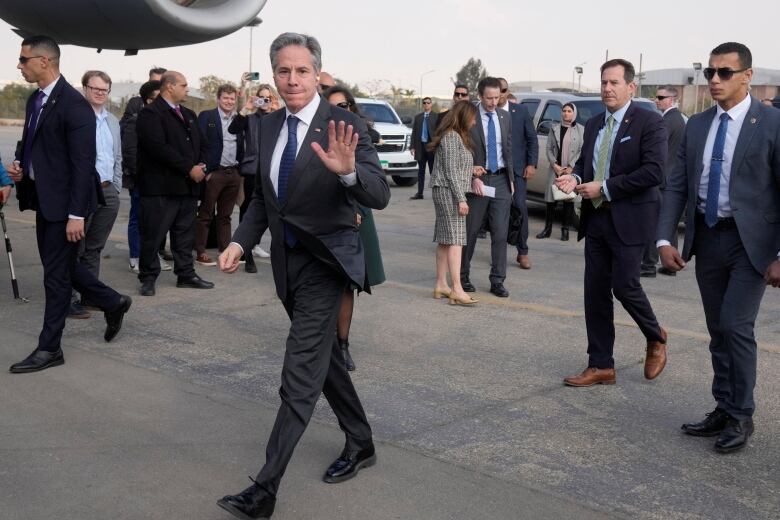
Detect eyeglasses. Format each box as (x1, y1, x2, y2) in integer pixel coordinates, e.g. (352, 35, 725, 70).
(86, 85, 111, 95)
(336, 101, 352, 109)
(500, 88, 508, 93)
(453, 92, 469, 98)
(18, 55, 43, 64)
(655, 95, 675, 100)
(703, 67, 748, 81)
(422, 100, 432, 105)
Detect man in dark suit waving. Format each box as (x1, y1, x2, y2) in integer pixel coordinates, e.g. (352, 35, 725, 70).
(556, 59, 668, 387)
(657, 42, 780, 453)
(216, 32, 390, 519)
(6, 35, 130, 373)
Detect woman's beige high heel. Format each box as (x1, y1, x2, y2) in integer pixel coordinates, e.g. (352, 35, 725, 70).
(448, 294, 478, 306)
(433, 288, 452, 299)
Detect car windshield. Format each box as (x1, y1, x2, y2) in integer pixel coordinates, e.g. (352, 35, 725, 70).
(356, 103, 400, 124)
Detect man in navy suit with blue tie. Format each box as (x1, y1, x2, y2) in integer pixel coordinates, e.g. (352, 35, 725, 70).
(657, 42, 780, 453)
(556, 59, 668, 388)
(6, 35, 131, 374)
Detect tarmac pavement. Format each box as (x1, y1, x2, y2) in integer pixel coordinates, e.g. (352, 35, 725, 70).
(1, 127, 780, 519)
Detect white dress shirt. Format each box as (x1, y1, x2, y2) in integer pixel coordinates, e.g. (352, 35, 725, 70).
(218, 108, 238, 166)
(478, 104, 505, 170)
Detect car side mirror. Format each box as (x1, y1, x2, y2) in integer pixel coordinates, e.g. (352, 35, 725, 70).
(401, 116, 413, 125)
(536, 120, 553, 135)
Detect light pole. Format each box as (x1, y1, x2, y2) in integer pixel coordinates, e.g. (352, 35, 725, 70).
(247, 19, 261, 73)
(692, 62, 702, 113)
(572, 62, 586, 92)
(419, 69, 435, 111)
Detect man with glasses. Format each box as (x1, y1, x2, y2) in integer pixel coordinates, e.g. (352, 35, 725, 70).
(7, 35, 131, 373)
(436, 85, 470, 129)
(68, 70, 124, 319)
(498, 77, 538, 269)
(410, 96, 437, 200)
(317, 71, 335, 93)
(657, 42, 780, 453)
(642, 85, 687, 278)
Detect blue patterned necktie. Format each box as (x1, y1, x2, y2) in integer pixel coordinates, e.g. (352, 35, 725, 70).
(487, 111, 498, 172)
(21, 90, 46, 172)
(705, 113, 730, 228)
(277, 114, 299, 247)
(422, 113, 429, 142)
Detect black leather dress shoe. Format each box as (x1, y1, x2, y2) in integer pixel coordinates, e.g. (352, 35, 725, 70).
(409, 193, 423, 200)
(176, 275, 214, 289)
(461, 277, 476, 293)
(490, 283, 509, 298)
(640, 270, 657, 278)
(9, 348, 64, 374)
(139, 280, 156, 297)
(245, 255, 257, 273)
(68, 301, 91, 319)
(217, 482, 276, 519)
(715, 418, 754, 453)
(323, 444, 376, 483)
(657, 266, 677, 276)
(681, 408, 729, 437)
(104, 295, 132, 342)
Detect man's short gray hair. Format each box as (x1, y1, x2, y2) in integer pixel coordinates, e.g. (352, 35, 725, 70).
(658, 85, 678, 97)
(269, 32, 322, 72)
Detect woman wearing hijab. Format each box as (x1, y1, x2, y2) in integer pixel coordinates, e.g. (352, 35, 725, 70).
(537, 102, 584, 241)
(323, 85, 385, 371)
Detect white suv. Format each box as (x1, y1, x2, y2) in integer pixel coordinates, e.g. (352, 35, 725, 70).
(355, 98, 418, 186)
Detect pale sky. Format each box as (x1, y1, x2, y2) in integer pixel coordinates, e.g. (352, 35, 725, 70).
(0, 0, 777, 97)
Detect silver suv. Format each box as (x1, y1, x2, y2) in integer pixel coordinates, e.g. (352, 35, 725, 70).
(514, 92, 659, 205)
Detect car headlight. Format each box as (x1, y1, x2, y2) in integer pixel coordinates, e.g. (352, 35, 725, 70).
(404, 134, 411, 151)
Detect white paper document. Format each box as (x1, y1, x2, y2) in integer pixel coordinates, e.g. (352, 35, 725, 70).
(482, 185, 496, 198)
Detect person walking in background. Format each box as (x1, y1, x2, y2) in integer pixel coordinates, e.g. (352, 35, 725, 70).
(498, 77, 538, 268)
(121, 80, 161, 274)
(657, 42, 780, 453)
(194, 84, 243, 267)
(0, 155, 13, 203)
(69, 70, 123, 319)
(410, 97, 437, 200)
(538, 102, 583, 242)
(430, 101, 479, 306)
(324, 85, 386, 370)
(555, 59, 668, 388)
(644, 85, 687, 277)
(229, 81, 281, 269)
(135, 71, 213, 297)
(8, 35, 131, 374)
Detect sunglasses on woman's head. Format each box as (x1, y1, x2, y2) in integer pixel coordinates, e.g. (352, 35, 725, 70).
(336, 101, 351, 109)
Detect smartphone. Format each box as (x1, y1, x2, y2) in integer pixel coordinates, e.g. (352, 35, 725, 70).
(246, 72, 260, 81)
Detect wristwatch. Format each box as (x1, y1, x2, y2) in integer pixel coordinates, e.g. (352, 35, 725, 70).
(599, 184, 605, 196)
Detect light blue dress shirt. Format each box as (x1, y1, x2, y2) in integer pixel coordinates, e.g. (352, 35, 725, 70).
(95, 109, 115, 184)
(591, 100, 631, 201)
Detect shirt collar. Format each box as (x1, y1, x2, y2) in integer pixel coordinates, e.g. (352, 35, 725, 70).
(286, 94, 320, 126)
(218, 107, 235, 120)
(479, 103, 495, 117)
(40, 76, 60, 98)
(95, 107, 108, 121)
(662, 106, 677, 116)
(607, 100, 631, 124)
(162, 96, 178, 110)
(716, 92, 751, 121)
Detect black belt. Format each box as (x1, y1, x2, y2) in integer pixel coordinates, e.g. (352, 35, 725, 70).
(100, 181, 111, 188)
(214, 165, 239, 172)
(483, 167, 507, 176)
(695, 211, 737, 230)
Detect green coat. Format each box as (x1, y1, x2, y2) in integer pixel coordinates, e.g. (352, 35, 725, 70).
(358, 205, 385, 288)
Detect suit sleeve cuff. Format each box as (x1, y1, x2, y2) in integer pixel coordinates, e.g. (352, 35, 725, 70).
(229, 242, 244, 256)
(656, 240, 671, 248)
(602, 181, 612, 201)
(68, 215, 85, 220)
(339, 172, 358, 187)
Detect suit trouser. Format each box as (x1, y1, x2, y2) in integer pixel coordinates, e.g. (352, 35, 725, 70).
(254, 246, 373, 497)
(415, 147, 434, 195)
(584, 209, 664, 368)
(693, 218, 766, 420)
(78, 184, 120, 279)
(35, 212, 121, 352)
(127, 187, 141, 259)
(195, 168, 241, 253)
(138, 195, 197, 282)
(512, 175, 529, 255)
(461, 174, 511, 285)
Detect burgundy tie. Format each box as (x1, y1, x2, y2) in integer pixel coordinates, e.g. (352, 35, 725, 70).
(174, 105, 185, 122)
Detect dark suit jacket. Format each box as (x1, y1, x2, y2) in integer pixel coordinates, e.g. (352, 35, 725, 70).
(661, 107, 686, 187)
(15, 76, 101, 221)
(119, 96, 144, 190)
(197, 108, 245, 171)
(658, 96, 780, 274)
(232, 97, 391, 301)
(410, 111, 437, 157)
(573, 102, 667, 245)
(469, 106, 514, 190)
(136, 96, 207, 197)
(507, 102, 539, 173)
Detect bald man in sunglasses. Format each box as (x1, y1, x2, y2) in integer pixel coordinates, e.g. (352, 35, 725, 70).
(657, 41, 780, 453)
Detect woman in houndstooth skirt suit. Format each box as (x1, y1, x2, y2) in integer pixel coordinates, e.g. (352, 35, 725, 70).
(430, 101, 479, 305)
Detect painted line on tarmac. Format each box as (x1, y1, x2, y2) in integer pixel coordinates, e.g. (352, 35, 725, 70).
(384, 280, 780, 355)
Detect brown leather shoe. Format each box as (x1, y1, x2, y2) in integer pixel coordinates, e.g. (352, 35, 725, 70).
(563, 367, 616, 387)
(517, 254, 531, 269)
(644, 327, 668, 380)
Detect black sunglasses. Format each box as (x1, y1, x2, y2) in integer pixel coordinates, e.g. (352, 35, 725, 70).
(453, 92, 469, 98)
(336, 101, 352, 109)
(655, 95, 674, 100)
(422, 100, 432, 104)
(500, 88, 508, 93)
(18, 55, 43, 64)
(703, 67, 748, 81)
